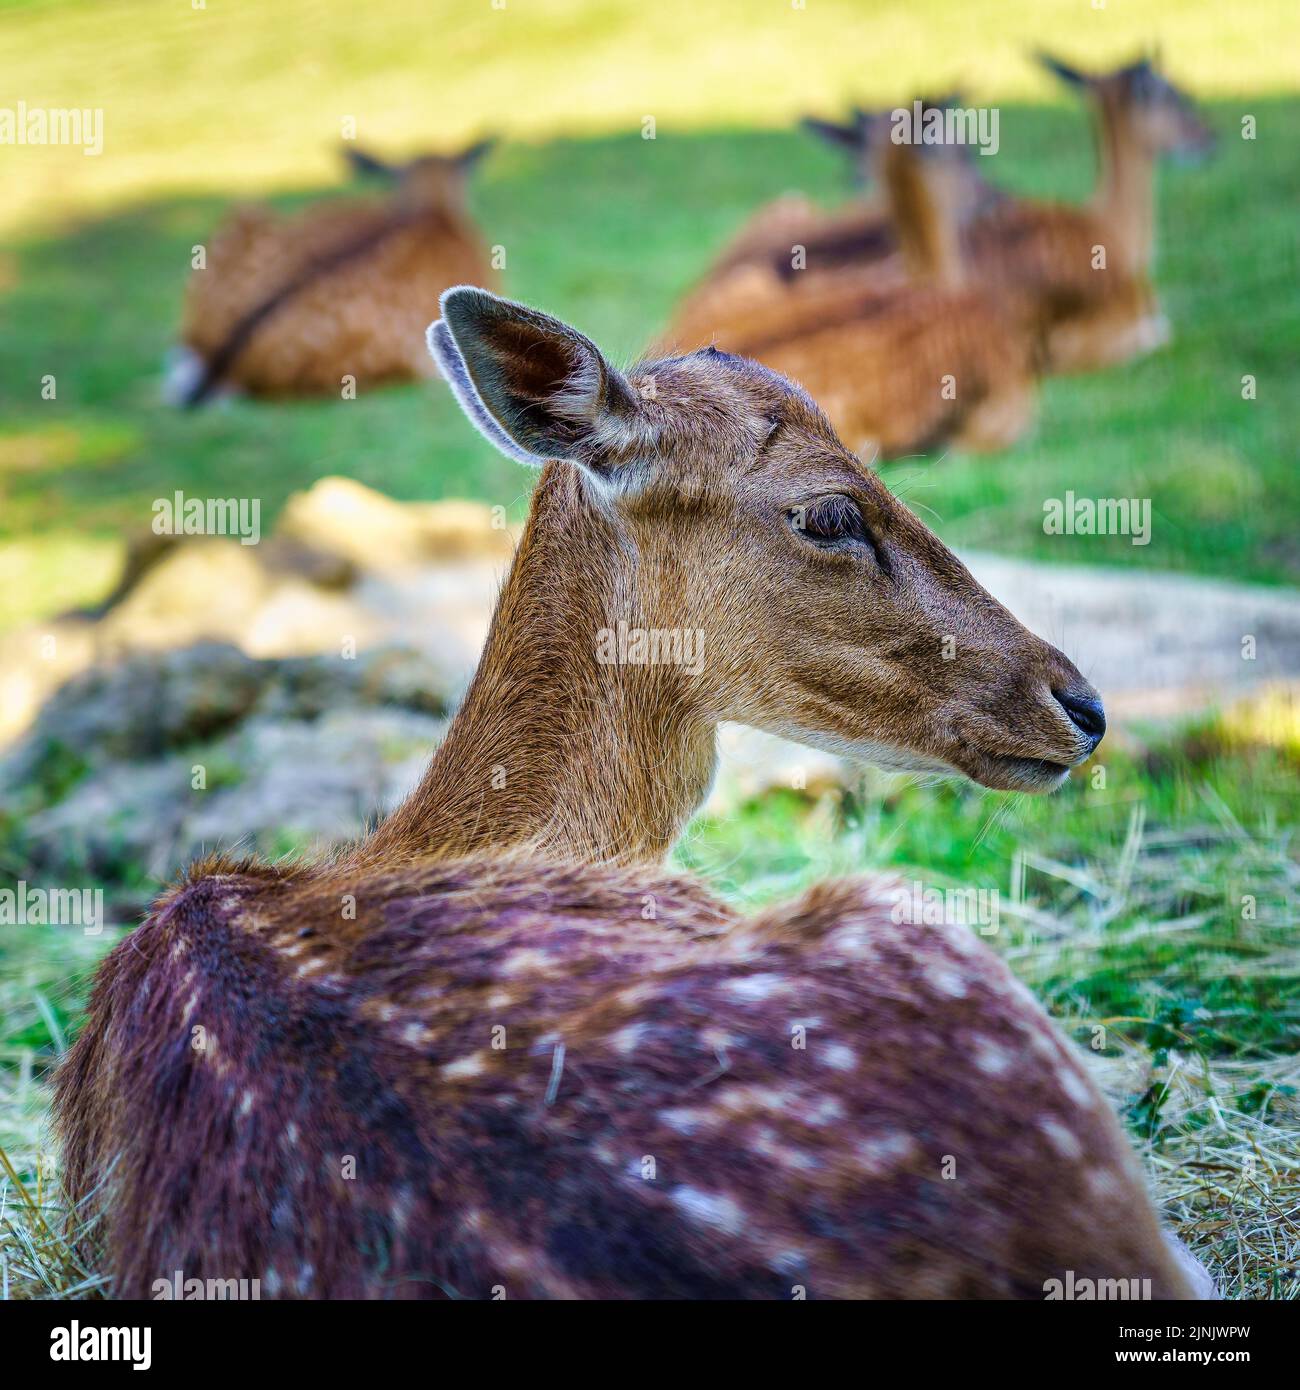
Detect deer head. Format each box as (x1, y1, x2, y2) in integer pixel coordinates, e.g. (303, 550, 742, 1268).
(1037, 53, 1215, 162)
(342, 136, 497, 211)
(426, 289, 1103, 822)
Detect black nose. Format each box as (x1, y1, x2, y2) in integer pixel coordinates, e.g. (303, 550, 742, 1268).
(1055, 689, 1106, 742)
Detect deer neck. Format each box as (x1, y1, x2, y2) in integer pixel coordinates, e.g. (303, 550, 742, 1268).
(355, 466, 718, 869)
(1090, 100, 1157, 275)
(886, 148, 964, 288)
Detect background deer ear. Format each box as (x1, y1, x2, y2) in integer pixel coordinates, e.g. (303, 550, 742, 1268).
(1035, 51, 1090, 88)
(455, 136, 497, 175)
(428, 287, 642, 470)
(801, 115, 866, 152)
(342, 146, 397, 179)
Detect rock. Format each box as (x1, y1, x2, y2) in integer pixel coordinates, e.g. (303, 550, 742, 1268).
(1, 643, 455, 796)
(276, 476, 516, 571)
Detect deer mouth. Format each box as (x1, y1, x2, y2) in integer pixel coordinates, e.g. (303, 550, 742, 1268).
(969, 751, 1074, 793)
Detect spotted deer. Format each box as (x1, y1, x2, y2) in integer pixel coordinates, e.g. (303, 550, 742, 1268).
(664, 100, 998, 355)
(662, 134, 1040, 457)
(174, 139, 497, 404)
(59, 289, 1205, 1300)
(962, 53, 1214, 372)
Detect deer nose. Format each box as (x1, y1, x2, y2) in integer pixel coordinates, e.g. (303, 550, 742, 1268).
(1054, 689, 1106, 743)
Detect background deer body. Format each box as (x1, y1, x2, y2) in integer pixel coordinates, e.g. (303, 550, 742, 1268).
(663, 103, 995, 358)
(59, 289, 1196, 1299)
(961, 56, 1214, 373)
(177, 142, 497, 403)
(662, 137, 1039, 457)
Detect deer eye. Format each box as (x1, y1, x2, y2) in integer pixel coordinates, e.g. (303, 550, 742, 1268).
(789, 495, 871, 548)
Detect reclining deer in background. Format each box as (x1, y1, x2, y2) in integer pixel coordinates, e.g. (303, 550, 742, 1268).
(970, 52, 1214, 371)
(665, 98, 1000, 354)
(60, 288, 1206, 1299)
(174, 139, 497, 404)
(663, 133, 1041, 457)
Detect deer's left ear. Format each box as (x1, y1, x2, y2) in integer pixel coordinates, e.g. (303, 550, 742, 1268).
(428, 287, 643, 471)
(342, 146, 397, 179)
(1034, 51, 1090, 89)
(801, 115, 866, 152)
(455, 137, 497, 174)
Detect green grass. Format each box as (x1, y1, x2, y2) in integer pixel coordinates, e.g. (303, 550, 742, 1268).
(2, 96, 1298, 630)
(4, 0, 1296, 240)
(2, 718, 1297, 1298)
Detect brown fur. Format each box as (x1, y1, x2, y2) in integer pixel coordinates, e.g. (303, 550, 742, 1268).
(959, 56, 1213, 372)
(665, 60, 1211, 399)
(58, 292, 1191, 1299)
(180, 145, 497, 398)
(662, 103, 997, 357)
(661, 139, 1039, 457)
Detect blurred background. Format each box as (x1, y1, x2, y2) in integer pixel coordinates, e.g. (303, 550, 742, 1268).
(0, 0, 1297, 1298)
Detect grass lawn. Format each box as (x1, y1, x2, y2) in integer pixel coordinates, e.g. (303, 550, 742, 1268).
(2, 716, 1297, 1298)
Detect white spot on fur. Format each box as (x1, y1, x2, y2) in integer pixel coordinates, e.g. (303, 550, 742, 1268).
(611, 1023, 648, 1055)
(819, 1043, 857, 1072)
(725, 973, 789, 1001)
(239, 1089, 255, 1116)
(1038, 1117, 1083, 1160)
(442, 1053, 487, 1080)
(1057, 1066, 1096, 1108)
(670, 1186, 746, 1235)
(973, 1038, 1012, 1076)
(923, 963, 968, 998)
(857, 1132, 918, 1173)
(499, 948, 555, 978)
(1086, 1168, 1125, 1201)
(799, 1096, 844, 1126)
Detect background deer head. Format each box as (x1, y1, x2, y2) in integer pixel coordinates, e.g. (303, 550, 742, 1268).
(1037, 53, 1215, 162)
(429, 289, 1106, 804)
(342, 136, 497, 211)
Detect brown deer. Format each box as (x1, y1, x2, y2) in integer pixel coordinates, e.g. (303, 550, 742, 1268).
(174, 139, 497, 404)
(662, 135, 1040, 457)
(961, 53, 1214, 372)
(58, 289, 1204, 1300)
(664, 100, 999, 354)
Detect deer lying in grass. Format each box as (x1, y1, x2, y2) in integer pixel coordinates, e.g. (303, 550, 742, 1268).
(59, 288, 1203, 1299)
(174, 140, 497, 405)
(963, 53, 1214, 373)
(665, 101, 999, 354)
(664, 135, 1040, 457)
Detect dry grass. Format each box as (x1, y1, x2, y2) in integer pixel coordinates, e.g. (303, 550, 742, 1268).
(3, 799, 1295, 1299)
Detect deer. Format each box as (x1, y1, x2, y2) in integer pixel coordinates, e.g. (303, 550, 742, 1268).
(172, 139, 497, 405)
(663, 100, 999, 355)
(57, 288, 1208, 1300)
(959, 53, 1215, 373)
(661, 133, 1040, 458)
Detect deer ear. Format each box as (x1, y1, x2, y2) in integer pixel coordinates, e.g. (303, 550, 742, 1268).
(1035, 51, 1090, 88)
(801, 116, 866, 152)
(428, 287, 641, 470)
(343, 146, 396, 179)
(455, 136, 497, 174)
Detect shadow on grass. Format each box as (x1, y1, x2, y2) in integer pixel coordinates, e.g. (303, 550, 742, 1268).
(0, 101, 1297, 631)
